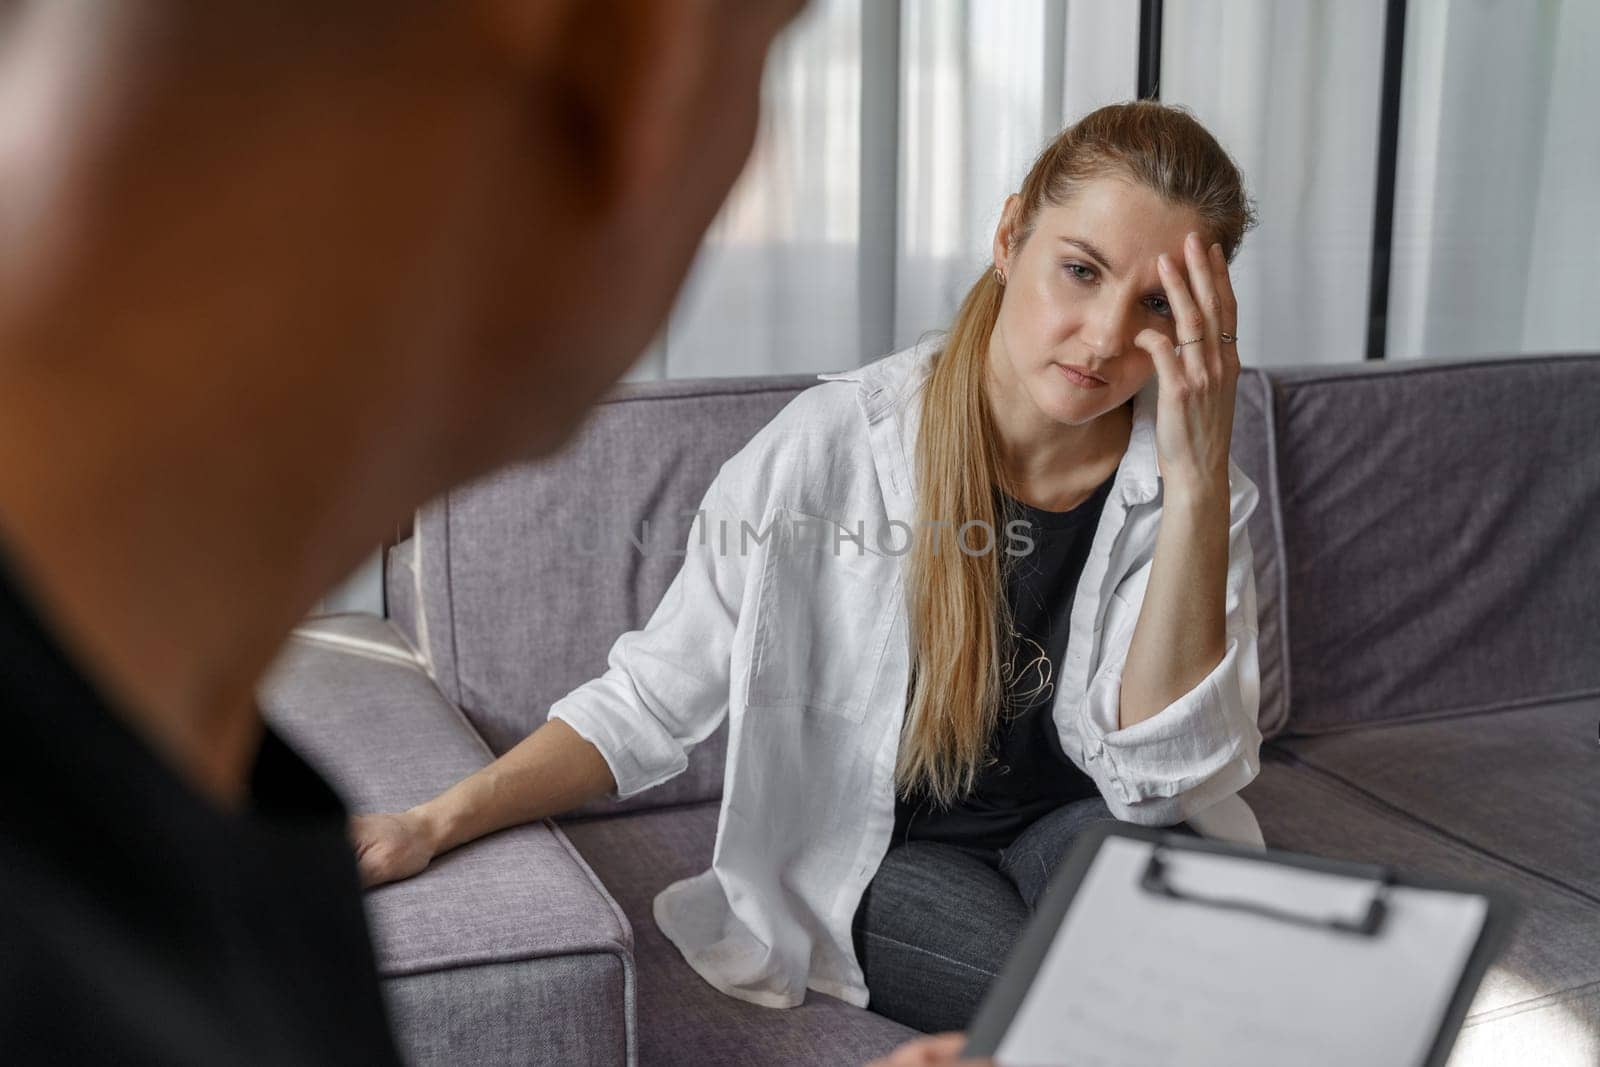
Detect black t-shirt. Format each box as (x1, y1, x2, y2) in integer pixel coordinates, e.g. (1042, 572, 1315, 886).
(894, 472, 1115, 854)
(0, 548, 401, 1064)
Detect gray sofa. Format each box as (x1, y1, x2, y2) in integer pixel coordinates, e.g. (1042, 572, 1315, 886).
(261, 352, 1600, 1066)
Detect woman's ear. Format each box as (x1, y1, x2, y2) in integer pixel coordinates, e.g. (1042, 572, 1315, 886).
(992, 194, 1023, 277)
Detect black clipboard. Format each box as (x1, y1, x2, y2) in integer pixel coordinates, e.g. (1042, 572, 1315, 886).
(962, 822, 1517, 1066)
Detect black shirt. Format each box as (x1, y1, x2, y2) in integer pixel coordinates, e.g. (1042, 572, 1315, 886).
(0, 548, 401, 1064)
(894, 472, 1115, 854)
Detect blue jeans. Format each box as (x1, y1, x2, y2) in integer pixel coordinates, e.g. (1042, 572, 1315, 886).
(850, 796, 1195, 1033)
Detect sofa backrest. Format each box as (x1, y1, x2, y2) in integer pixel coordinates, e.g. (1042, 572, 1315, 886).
(387, 367, 1290, 816)
(1267, 352, 1600, 734)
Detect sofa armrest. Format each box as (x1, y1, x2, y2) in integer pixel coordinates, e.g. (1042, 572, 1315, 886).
(259, 615, 636, 1066)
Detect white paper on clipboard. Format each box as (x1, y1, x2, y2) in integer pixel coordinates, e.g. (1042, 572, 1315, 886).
(995, 837, 1489, 1067)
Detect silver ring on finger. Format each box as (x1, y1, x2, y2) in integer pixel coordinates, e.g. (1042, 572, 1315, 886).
(1219, 331, 1238, 344)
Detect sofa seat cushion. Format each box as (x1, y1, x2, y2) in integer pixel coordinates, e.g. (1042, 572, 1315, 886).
(1242, 754, 1600, 1064)
(561, 803, 918, 1066)
(1273, 696, 1600, 900)
(261, 615, 635, 1066)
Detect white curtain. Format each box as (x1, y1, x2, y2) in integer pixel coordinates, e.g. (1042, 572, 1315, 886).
(626, 0, 1143, 382)
(1388, 0, 1600, 361)
(1166, 0, 1599, 364)
(1161, 0, 1388, 367)
(625, 0, 1596, 382)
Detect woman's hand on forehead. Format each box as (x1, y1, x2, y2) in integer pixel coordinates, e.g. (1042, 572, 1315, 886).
(1131, 231, 1241, 501)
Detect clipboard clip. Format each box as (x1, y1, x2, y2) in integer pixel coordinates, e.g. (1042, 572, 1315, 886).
(1139, 846, 1391, 937)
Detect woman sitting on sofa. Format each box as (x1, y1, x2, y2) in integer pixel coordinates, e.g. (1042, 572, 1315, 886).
(353, 100, 1264, 1036)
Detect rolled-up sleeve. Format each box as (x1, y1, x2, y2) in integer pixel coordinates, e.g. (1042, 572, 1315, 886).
(548, 473, 749, 799)
(1078, 473, 1264, 825)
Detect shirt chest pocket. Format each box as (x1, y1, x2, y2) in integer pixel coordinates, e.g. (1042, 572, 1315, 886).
(744, 507, 903, 724)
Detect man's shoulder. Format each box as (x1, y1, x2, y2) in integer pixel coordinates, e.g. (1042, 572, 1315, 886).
(0, 828, 401, 1064)
(0, 838, 226, 1060)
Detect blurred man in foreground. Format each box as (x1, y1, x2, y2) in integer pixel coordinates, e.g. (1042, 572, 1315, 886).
(0, 1, 800, 1059)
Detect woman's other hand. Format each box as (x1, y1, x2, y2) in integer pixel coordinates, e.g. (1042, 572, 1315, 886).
(866, 1033, 995, 1067)
(1133, 231, 1241, 507)
(345, 719, 617, 890)
(348, 811, 438, 888)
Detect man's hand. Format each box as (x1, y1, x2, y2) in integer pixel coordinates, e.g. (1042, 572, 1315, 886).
(348, 811, 437, 888)
(867, 1033, 994, 1067)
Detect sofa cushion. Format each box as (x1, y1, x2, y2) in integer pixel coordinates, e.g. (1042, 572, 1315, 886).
(1273, 694, 1600, 902)
(259, 615, 635, 1066)
(1242, 753, 1600, 1062)
(561, 803, 919, 1066)
(1267, 353, 1600, 734)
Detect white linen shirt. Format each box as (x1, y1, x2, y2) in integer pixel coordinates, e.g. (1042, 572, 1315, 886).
(549, 339, 1265, 1010)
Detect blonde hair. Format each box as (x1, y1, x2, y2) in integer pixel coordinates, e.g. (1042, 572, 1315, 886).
(897, 101, 1257, 806)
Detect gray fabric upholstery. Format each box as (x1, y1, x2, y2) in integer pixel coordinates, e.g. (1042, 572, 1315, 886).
(561, 803, 920, 1066)
(1242, 753, 1600, 1061)
(1268, 353, 1600, 734)
(411, 498, 460, 703)
(1275, 694, 1600, 901)
(411, 376, 819, 817)
(385, 537, 420, 657)
(1230, 368, 1291, 738)
(259, 615, 636, 1066)
(385, 955, 630, 1067)
(261, 614, 474, 810)
(1449, 986, 1600, 1067)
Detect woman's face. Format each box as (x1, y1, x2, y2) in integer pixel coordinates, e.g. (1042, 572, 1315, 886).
(991, 177, 1208, 427)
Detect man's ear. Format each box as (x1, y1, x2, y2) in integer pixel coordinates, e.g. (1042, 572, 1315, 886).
(478, 0, 710, 216)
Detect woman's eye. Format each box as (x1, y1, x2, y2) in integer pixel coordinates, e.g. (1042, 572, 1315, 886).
(1065, 262, 1169, 317)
